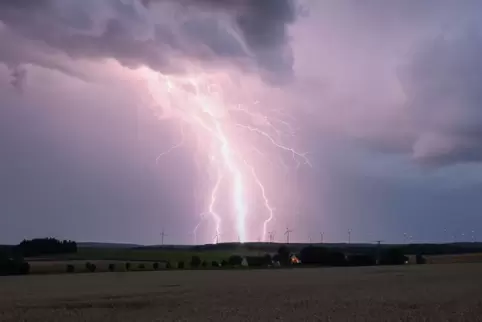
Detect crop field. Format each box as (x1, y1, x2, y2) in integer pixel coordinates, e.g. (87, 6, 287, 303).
(1, 263, 482, 321)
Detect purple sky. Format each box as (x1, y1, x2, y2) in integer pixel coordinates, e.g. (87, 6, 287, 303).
(1, 0, 482, 245)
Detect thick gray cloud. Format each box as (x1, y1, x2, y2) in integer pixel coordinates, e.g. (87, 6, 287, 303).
(400, 31, 482, 166)
(2, 0, 482, 245)
(8, 65, 26, 93)
(0, 0, 297, 81)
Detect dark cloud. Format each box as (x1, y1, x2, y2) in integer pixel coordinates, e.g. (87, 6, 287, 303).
(0, 0, 297, 79)
(399, 30, 482, 166)
(8, 65, 26, 93)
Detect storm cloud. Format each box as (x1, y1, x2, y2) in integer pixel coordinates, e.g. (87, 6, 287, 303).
(0, 0, 297, 81)
(400, 31, 482, 166)
(2, 0, 482, 244)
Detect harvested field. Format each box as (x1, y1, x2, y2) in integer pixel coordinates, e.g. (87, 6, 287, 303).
(1, 264, 482, 321)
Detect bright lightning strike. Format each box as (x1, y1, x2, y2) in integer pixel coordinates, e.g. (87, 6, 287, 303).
(143, 67, 310, 243)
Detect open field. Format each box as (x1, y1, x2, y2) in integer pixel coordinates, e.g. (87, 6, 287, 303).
(2, 264, 482, 321)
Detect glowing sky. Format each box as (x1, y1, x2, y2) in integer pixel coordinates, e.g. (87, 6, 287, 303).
(2, 0, 482, 244)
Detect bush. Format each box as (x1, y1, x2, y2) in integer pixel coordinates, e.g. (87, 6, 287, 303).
(326, 251, 346, 266)
(245, 255, 272, 267)
(66, 264, 75, 273)
(85, 262, 96, 272)
(277, 245, 291, 265)
(153, 262, 159, 270)
(201, 261, 208, 268)
(263, 254, 273, 265)
(190, 255, 202, 268)
(125, 262, 131, 271)
(138, 263, 145, 270)
(0, 256, 29, 276)
(221, 259, 228, 267)
(347, 254, 376, 266)
(19, 262, 30, 275)
(300, 246, 329, 265)
(416, 254, 426, 264)
(108, 264, 115, 272)
(211, 260, 220, 267)
(228, 255, 243, 266)
(177, 261, 185, 269)
(380, 248, 408, 265)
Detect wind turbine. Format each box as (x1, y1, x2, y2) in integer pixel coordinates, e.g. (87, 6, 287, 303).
(268, 231, 276, 243)
(160, 229, 167, 245)
(285, 227, 293, 244)
(373, 240, 384, 264)
(213, 232, 221, 244)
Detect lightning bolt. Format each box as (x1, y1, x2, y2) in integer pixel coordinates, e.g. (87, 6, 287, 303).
(156, 123, 185, 164)
(235, 123, 312, 169)
(208, 167, 223, 244)
(244, 161, 275, 242)
(143, 68, 310, 244)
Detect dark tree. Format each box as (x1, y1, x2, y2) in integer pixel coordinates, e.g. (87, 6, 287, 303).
(347, 254, 376, 266)
(221, 259, 229, 267)
(166, 261, 172, 269)
(299, 246, 329, 265)
(211, 260, 220, 267)
(1, 253, 31, 276)
(138, 263, 145, 270)
(177, 261, 185, 269)
(263, 254, 273, 265)
(20, 261, 30, 275)
(66, 264, 75, 273)
(190, 255, 202, 268)
(153, 262, 159, 270)
(416, 254, 426, 264)
(85, 262, 96, 272)
(108, 264, 115, 272)
(326, 251, 346, 266)
(201, 260, 208, 268)
(380, 248, 408, 265)
(277, 245, 291, 265)
(16, 238, 77, 257)
(245, 255, 272, 267)
(125, 262, 131, 271)
(228, 255, 243, 266)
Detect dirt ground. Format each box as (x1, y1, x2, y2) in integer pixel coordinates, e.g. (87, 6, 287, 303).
(1, 264, 482, 322)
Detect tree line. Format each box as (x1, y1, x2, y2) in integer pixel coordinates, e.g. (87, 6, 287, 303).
(16, 238, 77, 257)
(1, 238, 78, 276)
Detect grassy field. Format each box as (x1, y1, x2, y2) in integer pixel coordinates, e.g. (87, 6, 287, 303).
(40, 246, 265, 262)
(26, 246, 268, 274)
(24, 244, 482, 275)
(1, 263, 482, 321)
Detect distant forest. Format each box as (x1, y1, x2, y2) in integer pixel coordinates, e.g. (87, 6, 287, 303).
(1, 238, 78, 257)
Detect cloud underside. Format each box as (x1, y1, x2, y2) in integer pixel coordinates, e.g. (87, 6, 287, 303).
(400, 32, 482, 166)
(1, 0, 482, 168)
(0, 0, 296, 81)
